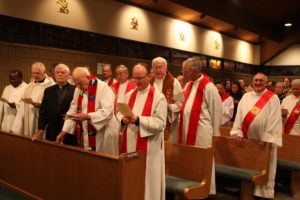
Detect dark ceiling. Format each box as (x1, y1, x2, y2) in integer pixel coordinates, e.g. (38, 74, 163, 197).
(116, 0, 300, 64)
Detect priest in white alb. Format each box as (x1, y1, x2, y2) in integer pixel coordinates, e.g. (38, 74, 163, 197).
(11, 62, 54, 136)
(230, 73, 282, 199)
(281, 79, 300, 135)
(215, 80, 234, 126)
(179, 57, 223, 194)
(101, 64, 116, 86)
(0, 70, 27, 133)
(56, 67, 118, 155)
(151, 57, 184, 141)
(117, 63, 167, 200)
(111, 64, 136, 103)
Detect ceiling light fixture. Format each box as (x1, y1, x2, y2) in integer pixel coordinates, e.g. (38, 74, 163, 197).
(284, 22, 292, 27)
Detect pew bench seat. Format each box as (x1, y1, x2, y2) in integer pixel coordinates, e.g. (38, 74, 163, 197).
(165, 142, 213, 200)
(277, 159, 300, 171)
(277, 134, 300, 197)
(166, 175, 199, 196)
(215, 164, 263, 182)
(213, 136, 271, 200)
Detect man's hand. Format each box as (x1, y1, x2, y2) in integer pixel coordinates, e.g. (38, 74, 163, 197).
(259, 141, 266, 149)
(32, 130, 44, 141)
(122, 115, 138, 125)
(56, 132, 66, 144)
(72, 113, 90, 121)
(234, 136, 244, 146)
(31, 102, 41, 108)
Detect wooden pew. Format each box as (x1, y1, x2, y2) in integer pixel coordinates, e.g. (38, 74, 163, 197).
(219, 127, 231, 137)
(0, 131, 145, 200)
(213, 136, 272, 200)
(165, 142, 213, 200)
(277, 134, 300, 197)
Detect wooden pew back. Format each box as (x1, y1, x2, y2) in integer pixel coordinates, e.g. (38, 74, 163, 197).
(0, 131, 145, 200)
(278, 134, 300, 162)
(213, 136, 271, 183)
(165, 142, 213, 182)
(219, 127, 231, 137)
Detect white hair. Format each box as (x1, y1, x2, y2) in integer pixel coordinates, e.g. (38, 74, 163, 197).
(275, 81, 284, 87)
(32, 62, 46, 72)
(72, 67, 90, 77)
(55, 63, 70, 74)
(152, 57, 167, 67)
(254, 72, 268, 82)
(291, 79, 300, 86)
(115, 64, 128, 73)
(183, 57, 205, 70)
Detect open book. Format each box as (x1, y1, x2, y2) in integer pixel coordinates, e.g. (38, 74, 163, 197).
(21, 98, 34, 104)
(63, 114, 76, 120)
(117, 103, 134, 117)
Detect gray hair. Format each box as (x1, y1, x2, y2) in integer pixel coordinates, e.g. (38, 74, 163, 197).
(32, 62, 46, 72)
(55, 63, 70, 74)
(183, 57, 205, 71)
(152, 57, 167, 67)
(254, 72, 268, 82)
(115, 64, 128, 73)
(275, 81, 284, 87)
(291, 79, 300, 86)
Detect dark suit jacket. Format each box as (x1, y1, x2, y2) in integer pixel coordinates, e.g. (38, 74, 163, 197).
(39, 83, 77, 145)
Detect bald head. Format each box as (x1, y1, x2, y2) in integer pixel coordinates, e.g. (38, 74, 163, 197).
(72, 67, 91, 91)
(132, 63, 149, 91)
(102, 64, 112, 80)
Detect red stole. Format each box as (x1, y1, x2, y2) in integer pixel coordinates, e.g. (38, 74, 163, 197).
(242, 90, 274, 139)
(120, 86, 155, 156)
(111, 81, 136, 95)
(76, 76, 97, 150)
(284, 100, 300, 134)
(178, 77, 210, 145)
(107, 77, 114, 86)
(221, 92, 230, 102)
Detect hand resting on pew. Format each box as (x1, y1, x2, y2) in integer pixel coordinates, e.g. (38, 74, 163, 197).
(232, 135, 266, 149)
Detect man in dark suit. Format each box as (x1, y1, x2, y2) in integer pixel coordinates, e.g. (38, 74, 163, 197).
(32, 63, 76, 145)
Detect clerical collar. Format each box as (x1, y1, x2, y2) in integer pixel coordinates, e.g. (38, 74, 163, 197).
(58, 83, 68, 89)
(34, 77, 46, 83)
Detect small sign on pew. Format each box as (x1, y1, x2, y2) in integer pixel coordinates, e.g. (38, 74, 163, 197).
(125, 151, 140, 161)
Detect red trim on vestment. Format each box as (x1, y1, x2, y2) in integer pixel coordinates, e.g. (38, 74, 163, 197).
(284, 100, 300, 134)
(242, 90, 274, 139)
(221, 92, 230, 102)
(178, 77, 210, 145)
(121, 86, 155, 155)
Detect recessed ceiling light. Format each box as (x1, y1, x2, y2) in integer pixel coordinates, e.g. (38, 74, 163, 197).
(285, 22, 292, 27)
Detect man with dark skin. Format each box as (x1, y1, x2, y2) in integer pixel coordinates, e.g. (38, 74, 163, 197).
(0, 70, 27, 132)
